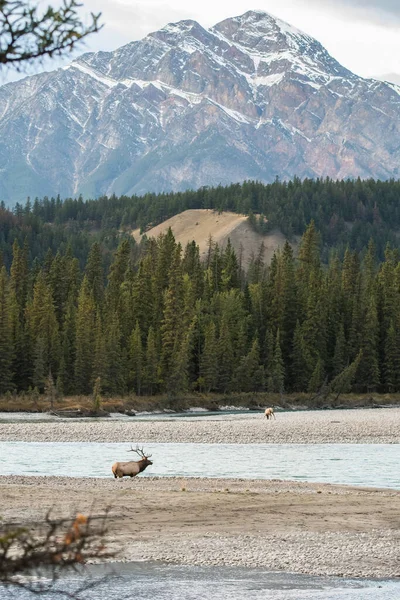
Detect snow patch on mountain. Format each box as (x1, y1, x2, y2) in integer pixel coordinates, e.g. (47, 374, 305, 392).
(0, 9, 400, 205)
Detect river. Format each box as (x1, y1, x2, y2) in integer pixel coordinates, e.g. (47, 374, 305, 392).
(0, 441, 399, 488)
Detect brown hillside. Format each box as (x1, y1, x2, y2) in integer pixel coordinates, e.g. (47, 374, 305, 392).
(132, 209, 289, 267)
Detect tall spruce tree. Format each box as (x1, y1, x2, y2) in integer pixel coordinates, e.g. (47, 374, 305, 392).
(357, 295, 380, 391)
(236, 337, 264, 392)
(104, 311, 124, 395)
(268, 329, 285, 393)
(74, 276, 96, 394)
(200, 321, 218, 392)
(143, 326, 158, 395)
(217, 316, 234, 393)
(0, 267, 14, 392)
(85, 242, 104, 306)
(129, 321, 143, 395)
(25, 271, 60, 388)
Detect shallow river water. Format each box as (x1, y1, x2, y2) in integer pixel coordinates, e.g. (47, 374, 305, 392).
(1, 563, 399, 600)
(0, 441, 399, 489)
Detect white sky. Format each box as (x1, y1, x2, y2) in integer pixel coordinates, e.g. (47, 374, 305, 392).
(2, 0, 400, 84)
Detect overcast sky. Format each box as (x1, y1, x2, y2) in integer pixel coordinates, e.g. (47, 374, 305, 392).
(2, 0, 400, 84)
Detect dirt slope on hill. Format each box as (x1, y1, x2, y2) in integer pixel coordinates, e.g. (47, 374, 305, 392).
(132, 209, 288, 266)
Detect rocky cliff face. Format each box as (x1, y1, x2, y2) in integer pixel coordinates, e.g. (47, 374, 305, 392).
(1, 10, 399, 205)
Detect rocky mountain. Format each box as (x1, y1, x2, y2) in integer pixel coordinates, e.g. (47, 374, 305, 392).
(1, 9, 400, 206)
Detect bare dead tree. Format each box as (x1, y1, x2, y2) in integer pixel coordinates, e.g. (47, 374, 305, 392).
(0, 508, 114, 598)
(0, 0, 102, 69)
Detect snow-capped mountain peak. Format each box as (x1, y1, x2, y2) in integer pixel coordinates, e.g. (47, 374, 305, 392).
(0, 11, 399, 205)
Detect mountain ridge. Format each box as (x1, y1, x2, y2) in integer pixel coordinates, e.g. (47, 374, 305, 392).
(0, 9, 400, 205)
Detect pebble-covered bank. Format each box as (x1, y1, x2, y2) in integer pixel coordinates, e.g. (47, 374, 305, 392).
(1, 408, 399, 443)
(2, 474, 394, 495)
(124, 530, 400, 578)
(1, 476, 398, 579)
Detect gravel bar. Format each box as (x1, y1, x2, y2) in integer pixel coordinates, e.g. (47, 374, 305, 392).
(1, 475, 399, 579)
(1, 408, 399, 444)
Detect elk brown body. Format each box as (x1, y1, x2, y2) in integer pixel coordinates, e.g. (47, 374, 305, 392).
(112, 446, 153, 478)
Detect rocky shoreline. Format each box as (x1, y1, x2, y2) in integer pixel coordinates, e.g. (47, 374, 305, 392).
(125, 529, 400, 578)
(1, 407, 399, 444)
(0, 476, 399, 579)
(1, 408, 399, 579)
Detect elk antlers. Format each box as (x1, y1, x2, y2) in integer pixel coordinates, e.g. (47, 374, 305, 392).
(128, 445, 152, 459)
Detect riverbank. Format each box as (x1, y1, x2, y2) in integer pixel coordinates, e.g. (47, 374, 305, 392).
(1, 392, 399, 415)
(1, 407, 399, 443)
(0, 476, 399, 578)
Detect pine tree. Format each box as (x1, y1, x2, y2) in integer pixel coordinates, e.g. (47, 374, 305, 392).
(182, 241, 204, 299)
(347, 275, 363, 361)
(217, 317, 234, 393)
(152, 229, 178, 332)
(236, 337, 264, 392)
(325, 253, 343, 374)
(221, 239, 240, 291)
(56, 357, 65, 399)
(307, 357, 325, 394)
(168, 320, 195, 395)
(291, 321, 312, 392)
(44, 372, 56, 409)
(10, 239, 29, 315)
(49, 251, 70, 325)
(268, 330, 285, 393)
(143, 326, 158, 395)
(200, 322, 218, 392)
(85, 242, 104, 306)
(131, 254, 154, 339)
(332, 324, 347, 377)
(104, 312, 124, 395)
(247, 242, 265, 285)
(378, 246, 398, 390)
(92, 377, 102, 412)
(106, 239, 131, 313)
(264, 327, 274, 383)
(330, 350, 363, 400)
(0, 267, 14, 393)
(74, 277, 96, 394)
(296, 220, 321, 312)
(92, 310, 106, 385)
(59, 293, 76, 395)
(364, 239, 377, 299)
(357, 295, 380, 391)
(342, 249, 360, 340)
(209, 244, 222, 294)
(9, 240, 30, 390)
(302, 268, 328, 370)
(280, 241, 298, 364)
(32, 337, 46, 391)
(383, 321, 399, 392)
(129, 321, 143, 395)
(25, 271, 60, 387)
(160, 246, 184, 384)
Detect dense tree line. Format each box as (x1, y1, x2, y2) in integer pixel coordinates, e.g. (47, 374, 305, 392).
(2, 177, 400, 270)
(1, 221, 399, 397)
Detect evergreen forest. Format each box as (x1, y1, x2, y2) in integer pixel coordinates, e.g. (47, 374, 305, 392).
(3, 177, 400, 271)
(1, 214, 399, 397)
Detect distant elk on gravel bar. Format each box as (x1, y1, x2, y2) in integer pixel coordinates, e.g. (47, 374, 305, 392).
(264, 407, 276, 420)
(112, 446, 153, 478)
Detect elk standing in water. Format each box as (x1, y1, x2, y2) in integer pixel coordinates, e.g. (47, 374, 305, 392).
(112, 446, 153, 478)
(264, 407, 275, 420)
